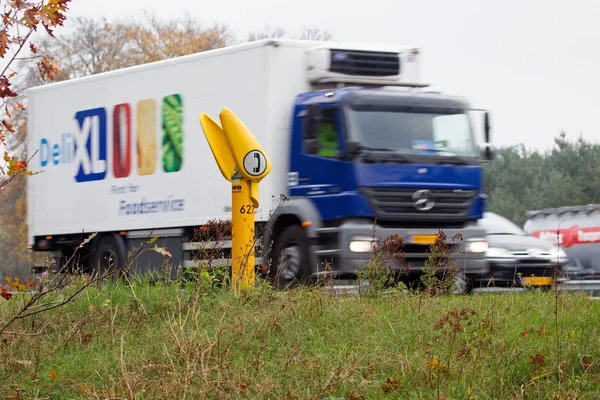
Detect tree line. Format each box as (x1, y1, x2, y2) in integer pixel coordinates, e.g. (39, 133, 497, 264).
(0, 11, 598, 277)
(484, 131, 600, 227)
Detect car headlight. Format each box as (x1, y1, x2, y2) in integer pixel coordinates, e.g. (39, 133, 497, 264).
(349, 236, 378, 253)
(550, 247, 568, 263)
(485, 247, 514, 258)
(466, 237, 489, 253)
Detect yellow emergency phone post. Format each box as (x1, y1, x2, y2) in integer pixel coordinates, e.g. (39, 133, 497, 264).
(199, 107, 272, 293)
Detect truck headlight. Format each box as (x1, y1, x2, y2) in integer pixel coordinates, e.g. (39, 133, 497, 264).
(485, 247, 513, 258)
(466, 237, 488, 253)
(349, 236, 378, 253)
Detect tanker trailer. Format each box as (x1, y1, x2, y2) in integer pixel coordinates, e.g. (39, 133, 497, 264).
(524, 204, 600, 279)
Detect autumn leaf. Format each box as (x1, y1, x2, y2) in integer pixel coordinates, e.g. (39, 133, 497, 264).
(22, 7, 39, 29)
(0, 286, 12, 300)
(2, 12, 11, 25)
(4, 100, 25, 114)
(425, 358, 449, 374)
(13, 161, 28, 175)
(49, 369, 60, 381)
(37, 56, 60, 81)
(530, 354, 546, 368)
(3, 152, 28, 176)
(6, 276, 27, 292)
(29, 42, 37, 54)
(381, 378, 402, 393)
(2, 120, 15, 134)
(39, 0, 71, 37)
(148, 236, 159, 244)
(152, 245, 172, 257)
(0, 30, 10, 59)
(73, 383, 92, 394)
(0, 76, 17, 98)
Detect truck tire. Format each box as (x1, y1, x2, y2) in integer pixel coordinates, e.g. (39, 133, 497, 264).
(271, 224, 311, 289)
(90, 235, 126, 278)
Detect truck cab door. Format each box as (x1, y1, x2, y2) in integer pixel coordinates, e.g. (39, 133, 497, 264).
(288, 103, 348, 220)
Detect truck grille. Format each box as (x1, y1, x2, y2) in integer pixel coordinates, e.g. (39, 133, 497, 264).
(359, 187, 477, 223)
(329, 49, 400, 77)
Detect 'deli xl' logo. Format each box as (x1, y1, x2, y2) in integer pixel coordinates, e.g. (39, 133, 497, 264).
(39, 94, 184, 183)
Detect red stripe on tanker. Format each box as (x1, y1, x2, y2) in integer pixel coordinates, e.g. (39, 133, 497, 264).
(531, 226, 600, 248)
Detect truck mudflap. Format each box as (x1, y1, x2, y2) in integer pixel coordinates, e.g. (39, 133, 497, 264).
(308, 220, 490, 280)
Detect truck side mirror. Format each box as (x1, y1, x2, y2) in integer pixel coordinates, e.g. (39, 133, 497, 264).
(484, 112, 490, 144)
(345, 140, 361, 158)
(482, 112, 493, 161)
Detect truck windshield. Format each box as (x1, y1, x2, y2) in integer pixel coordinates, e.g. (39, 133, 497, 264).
(344, 104, 479, 159)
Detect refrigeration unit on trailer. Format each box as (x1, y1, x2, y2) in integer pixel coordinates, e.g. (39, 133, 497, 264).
(26, 38, 493, 288)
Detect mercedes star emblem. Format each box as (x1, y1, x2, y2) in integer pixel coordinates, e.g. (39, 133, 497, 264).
(412, 189, 435, 211)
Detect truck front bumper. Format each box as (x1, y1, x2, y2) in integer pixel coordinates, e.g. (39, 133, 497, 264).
(483, 258, 574, 287)
(310, 219, 490, 280)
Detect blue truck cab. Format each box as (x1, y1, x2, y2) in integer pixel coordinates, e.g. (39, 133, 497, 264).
(262, 84, 492, 291)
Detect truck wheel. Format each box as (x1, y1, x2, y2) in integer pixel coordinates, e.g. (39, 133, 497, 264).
(271, 225, 311, 289)
(90, 235, 126, 278)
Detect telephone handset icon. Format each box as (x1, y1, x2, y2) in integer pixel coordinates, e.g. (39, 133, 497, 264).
(242, 150, 267, 178)
(253, 152, 260, 174)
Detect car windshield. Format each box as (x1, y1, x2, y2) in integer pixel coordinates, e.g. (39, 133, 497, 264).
(478, 212, 527, 235)
(344, 104, 479, 158)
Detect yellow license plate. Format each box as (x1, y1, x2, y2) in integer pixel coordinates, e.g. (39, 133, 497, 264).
(408, 234, 437, 245)
(521, 276, 553, 286)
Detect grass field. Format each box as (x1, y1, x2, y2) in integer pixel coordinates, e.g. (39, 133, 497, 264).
(2, 274, 600, 400)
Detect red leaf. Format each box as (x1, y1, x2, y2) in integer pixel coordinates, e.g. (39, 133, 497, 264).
(22, 7, 39, 29)
(2, 120, 15, 133)
(0, 287, 12, 300)
(0, 76, 17, 98)
(29, 42, 36, 54)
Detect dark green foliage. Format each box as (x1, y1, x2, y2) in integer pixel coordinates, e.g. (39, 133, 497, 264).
(484, 131, 600, 226)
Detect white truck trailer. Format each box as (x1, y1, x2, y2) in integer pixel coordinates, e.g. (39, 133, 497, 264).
(26, 39, 492, 288)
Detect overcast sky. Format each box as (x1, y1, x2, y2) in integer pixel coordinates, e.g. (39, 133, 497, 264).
(55, 0, 598, 151)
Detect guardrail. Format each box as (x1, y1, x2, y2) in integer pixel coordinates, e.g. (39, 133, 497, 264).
(556, 279, 600, 296)
(325, 279, 600, 297)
